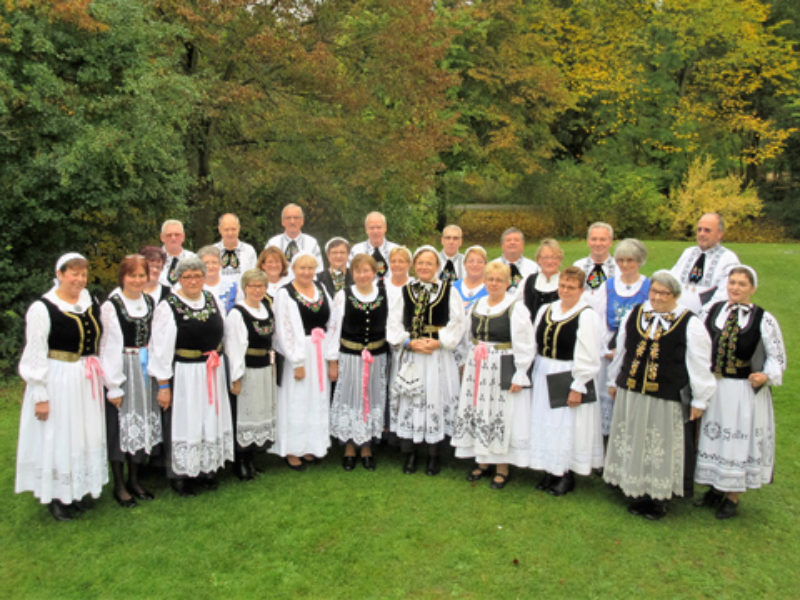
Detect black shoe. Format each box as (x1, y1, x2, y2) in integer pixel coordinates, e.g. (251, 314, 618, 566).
(246, 458, 262, 476)
(425, 455, 441, 476)
(285, 457, 307, 471)
(402, 453, 417, 474)
(627, 497, 652, 517)
(48, 500, 74, 522)
(196, 475, 218, 491)
(694, 487, 724, 508)
(113, 489, 138, 508)
(342, 455, 356, 471)
(302, 455, 322, 465)
(171, 479, 196, 497)
(467, 464, 491, 482)
(361, 455, 376, 471)
(715, 498, 739, 520)
(536, 473, 555, 491)
(74, 496, 95, 513)
(548, 472, 575, 496)
(644, 499, 668, 521)
(234, 459, 253, 481)
(130, 487, 155, 501)
(490, 472, 510, 490)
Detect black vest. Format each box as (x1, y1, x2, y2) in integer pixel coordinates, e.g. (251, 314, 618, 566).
(523, 276, 558, 325)
(402, 281, 452, 340)
(317, 268, 353, 299)
(705, 301, 765, 379)
(617, 304, 691, 401)
(471, 304, 512, 345)
(109, 293, 154, 348)
(41, 297, 102, 356)
(232, 304, 275, 368)
(284, 282, 330, 335)
(535, 304, 586, 360)
(340, 285, 388, 355)
(167, 291, 224, 363)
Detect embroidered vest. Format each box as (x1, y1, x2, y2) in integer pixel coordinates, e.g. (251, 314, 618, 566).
(705, 301, 764, 379)
(110, 294, 154, 348)
(605, 277, 650, 332)
(340, 284, 388, 355)
(535, 304, 585, 360)
(41, 297, 102, 356)
(402, 281, 451, 340)
(166, 291, 224, 363)
(284, 282, 330, 335)
(232, 304, 275, 368)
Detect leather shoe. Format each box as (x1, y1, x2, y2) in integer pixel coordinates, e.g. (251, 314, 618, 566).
(48, 500, 74, 522)
(130, 487, 155, 501)
(342, 455, 356, 471)
(467, 465, 491, 482)
(425, 455, 441, 476)
(361, 455, 376, 471)
(715, 498, 739, 520)
(627, 497, 652, 516)
(171, 479, 196, 497)
(548, 472, 575, 496)
(535, 473, 554, 491)
(694, 487, 724, 508)
(113, 489, 138, 508)
(643, 500, 668, 521)
(490, 472, 510, 489)
(285, 457, 307, 471)
(234, 459, 253, 481)
(196, 475, 218, 491)
(402, 452, 417, 474)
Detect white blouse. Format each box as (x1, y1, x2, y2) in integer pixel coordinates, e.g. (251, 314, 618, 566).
(99, 289, 151, 400)
(272, 284, 339, 368)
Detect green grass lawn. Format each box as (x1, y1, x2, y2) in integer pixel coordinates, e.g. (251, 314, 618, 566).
(2, 240, 799, 599)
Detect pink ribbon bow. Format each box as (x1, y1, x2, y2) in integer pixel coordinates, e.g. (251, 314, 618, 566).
(361, 348, 374, 423)
(311, 327, 326, 392)
(204, 350, 221, 414)
(473, 343, 489, 407)
(84, 356, 105, 402)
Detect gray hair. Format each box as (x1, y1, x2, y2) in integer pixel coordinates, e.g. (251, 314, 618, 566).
(364, 211, 387, 227)
(587, 221, 614, 239)
(701, 212, 724, 232)
(218, 213, 240, 226)
(650, 269, 681, 297)
(196, 245, 221, 260)
(161, 219, 184, 234)
(282, 203, 304, 219)
(500, 227, 524, 244)
(614, 238, 647, 266)
(175, 256, 206, 278)
(442, 224, 463, 237)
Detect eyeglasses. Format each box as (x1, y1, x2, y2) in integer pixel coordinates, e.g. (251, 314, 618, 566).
(650, 288, 673, 297)
(180, 273, 204, 281)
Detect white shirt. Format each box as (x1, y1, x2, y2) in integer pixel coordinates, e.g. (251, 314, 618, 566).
(670, 244, 739, 315)
(607, 301, 716, 410)
(437, 251, 465, 281)
(214, 240, 258, 291)
(159, 248, 196, 288)
(573, 255, 616, 315)
(266, 233, 323, 274)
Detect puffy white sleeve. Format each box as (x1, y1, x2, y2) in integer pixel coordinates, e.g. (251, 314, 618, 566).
(99, 301, 125, 399)
(18, 301, 51, 404)
(273, 287, 306, 367)
(685, 315, 716, 410)
(438, 284, 467, 351)
(224, 308, 248, 383)
(386, 286, 409, 347)
(147, 300, 177, 380)
(760, 311, 786, 386)
(607, 309, 632, 388)
(510, 302, 535, 387)
(323, 289, 340, 361)
(571, 308, 602, 393)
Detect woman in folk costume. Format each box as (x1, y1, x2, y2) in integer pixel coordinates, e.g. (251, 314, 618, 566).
(329, 254, 389, 471)
(528, 266, 604, 497)
(694, 265, 786, 519)
(99, 254, 161, 507)
(224, 269, 278, 481)
(16, 253, 107, 521)
(148, 256, 233, 497)
(387, 246, 466, 476)
(271, 252, 339, 470)
(317, 237, 353, 298)
(452, 261, 535, 489)
(604, 270, 716, 520)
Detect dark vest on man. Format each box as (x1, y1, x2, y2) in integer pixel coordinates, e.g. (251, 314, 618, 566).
(705, 301, 765, 379)
(232, 304, 275, 368)
(41, 297, 102, 357)
(110, 293, 154, 348)
(402, 281, 451, 340)
(284, 282, 330, 335)
(535, 304, 585, 360)
(616, 303, 691, 401)
(167, 291, 224, 363)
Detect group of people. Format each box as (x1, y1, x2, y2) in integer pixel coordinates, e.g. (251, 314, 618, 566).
(15, 207, 786, 524)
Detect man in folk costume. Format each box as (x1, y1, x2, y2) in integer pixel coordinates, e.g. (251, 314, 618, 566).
(349, 211, 398, 282)
(265, 203, 323, 274)
(437, 224, 465, 284)
(214, 213, 257, 300)
(670, 212, 739, 316)
(496, 227, 537, 295)
(159, 219, 196, 288)
(572, 222, 615, 315)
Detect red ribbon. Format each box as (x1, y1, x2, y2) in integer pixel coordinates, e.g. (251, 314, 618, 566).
(311, 327, 326, 392)
(473, 343, 488, 407)
(204, 350, 221, 414)
(361, 348, 374, 423)
(84, 356, 104, 402)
